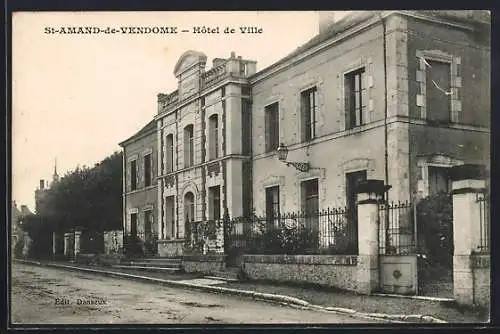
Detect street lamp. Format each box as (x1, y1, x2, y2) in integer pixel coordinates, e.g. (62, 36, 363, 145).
(276, 142, 310, 172)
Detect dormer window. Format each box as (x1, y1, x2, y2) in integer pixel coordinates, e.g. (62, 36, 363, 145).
(240, 62, 247, 75)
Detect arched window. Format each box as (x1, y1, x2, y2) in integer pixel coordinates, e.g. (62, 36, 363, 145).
(208, 114, 218, 160)
(184, 191, 195, 239)
(166, 134, 174, 172)
(184, 125, 194, 167)
(184, 192, 195, 222)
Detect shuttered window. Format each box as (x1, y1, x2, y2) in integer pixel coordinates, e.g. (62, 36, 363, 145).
(301, 87, 317, 141)
(426, 60, 451, 123)
(265, 102, 279, 152)
(130, 160, 137, 191)
(184, 125, 194, 167)
(166, 134, 174, 172)
(344, 68, 367, 130)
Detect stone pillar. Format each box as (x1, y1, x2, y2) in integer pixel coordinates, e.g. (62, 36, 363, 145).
(74, 230, 83, 258)
(52, 232, 57, 259)
(356, 179, 386, 294)
(450, 164, 487, 306)
(63, 233, 70, 256)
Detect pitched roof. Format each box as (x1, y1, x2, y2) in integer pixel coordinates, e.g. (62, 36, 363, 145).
(119, 119, 156, 147)
(250, 11, 377, 80)
(250, 10, 489, 82)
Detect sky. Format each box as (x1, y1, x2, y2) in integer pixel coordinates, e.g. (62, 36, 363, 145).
(12, 11, 352, 211)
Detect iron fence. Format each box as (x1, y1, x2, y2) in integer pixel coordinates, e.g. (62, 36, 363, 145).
(476, 192, 490, 254)
(184, 219, 221, 252)
(378, 201, 416, 255)
(123, 231, 159, 256)
(226, 208, 358, 255)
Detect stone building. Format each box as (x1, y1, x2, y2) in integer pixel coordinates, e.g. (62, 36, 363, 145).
(153, 51, 256, 256)
(121, 11, 490, 261)
(11, 201, 32, 256)
(119, 120, 159, 254)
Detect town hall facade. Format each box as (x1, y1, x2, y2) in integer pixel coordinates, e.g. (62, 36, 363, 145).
(120, 10, 490, 258)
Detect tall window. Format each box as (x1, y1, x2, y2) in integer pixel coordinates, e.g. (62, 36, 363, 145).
(302, 179, 319, 246)
(130, 160, 137, 191)
(184, 125, 194, 168)
(344, 68, 367, 130)
(426, 60, 451, 123)
(301, 87, 317, 141)
(144, 153, 152, 187)
(265, 186, 280, 225)
(130, 212, 137, 236)
(209, 114, 219, 160)
(166, 134, 174, 173)
(184, 192, 195, 239)
(184, 192, 195, 221)
(209, 186, 221, 220)
(265, 102, 279, 152)
(144, 210, 153, 236)
(165, 196, 175, 238)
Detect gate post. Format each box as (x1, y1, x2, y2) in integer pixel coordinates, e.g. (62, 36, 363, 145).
(356, 179, 386, 294)
(52, 232, 57, 260)
(74, 230, 83, 258)
(63, 233, 70, 257)
(450, 164, 488, 306)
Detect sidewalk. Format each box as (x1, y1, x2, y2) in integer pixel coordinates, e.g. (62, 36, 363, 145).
(14, 259, 489, 324)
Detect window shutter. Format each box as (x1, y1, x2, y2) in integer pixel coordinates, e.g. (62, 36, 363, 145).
(344, 75, 352, 129)
(126, 161, 131, 192)
(300, 92, 306, 141)
(265, 108, 270, 152)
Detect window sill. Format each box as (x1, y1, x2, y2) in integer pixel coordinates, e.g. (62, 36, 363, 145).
(125, 185, 158, 195)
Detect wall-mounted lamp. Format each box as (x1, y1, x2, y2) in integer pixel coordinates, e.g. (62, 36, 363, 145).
(276, 142, 310, 172)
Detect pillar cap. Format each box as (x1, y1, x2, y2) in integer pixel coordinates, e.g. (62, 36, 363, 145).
(450, 164, 488, 181)
(356, 179, 390, 195)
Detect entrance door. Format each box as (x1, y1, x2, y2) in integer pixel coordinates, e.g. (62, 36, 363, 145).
(346, 170, 367, 254)
(416, 183, 454, 298)
(302, 179, 319, 241)
(144, 210, 157, 256)
(130, 213, 137, 237)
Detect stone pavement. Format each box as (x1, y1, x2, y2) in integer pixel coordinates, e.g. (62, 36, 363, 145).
(14, 259, 489, 324)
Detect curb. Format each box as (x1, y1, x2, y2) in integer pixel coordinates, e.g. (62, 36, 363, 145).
(15, 260, 448, 324)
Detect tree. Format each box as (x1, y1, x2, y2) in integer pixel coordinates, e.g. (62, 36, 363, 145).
(36, 151, 123, 233)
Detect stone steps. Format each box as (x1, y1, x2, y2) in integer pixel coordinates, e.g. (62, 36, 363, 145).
(114, 256, 183, 273)
(205, 268, 242, 281)
(111, 264, 182, 273)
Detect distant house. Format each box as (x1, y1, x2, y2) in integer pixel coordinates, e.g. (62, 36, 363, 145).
(11, 201, 32, 256)
(119, 120, 158, 256)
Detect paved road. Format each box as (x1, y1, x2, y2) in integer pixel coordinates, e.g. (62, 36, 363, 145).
(11, 263, 383, 324)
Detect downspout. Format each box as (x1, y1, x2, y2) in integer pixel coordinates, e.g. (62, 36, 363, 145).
(122, 147, 126, 239)
(381, 13, 389, 198)
(380, 12, 391, 259)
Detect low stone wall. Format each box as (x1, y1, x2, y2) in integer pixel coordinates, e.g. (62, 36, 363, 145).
(158, 239, 184, 257)
(242, 254, 358, 292)
(182, 254, 226, 274)
(103, 230, 123, 255)
(472, 255, 490, 308)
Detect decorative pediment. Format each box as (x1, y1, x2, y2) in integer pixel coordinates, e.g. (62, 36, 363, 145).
(262, 175, 285, 188)
(417, 154, 464, 167)
(339, 158, 375, 173)
(173, 50, 207, 77)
